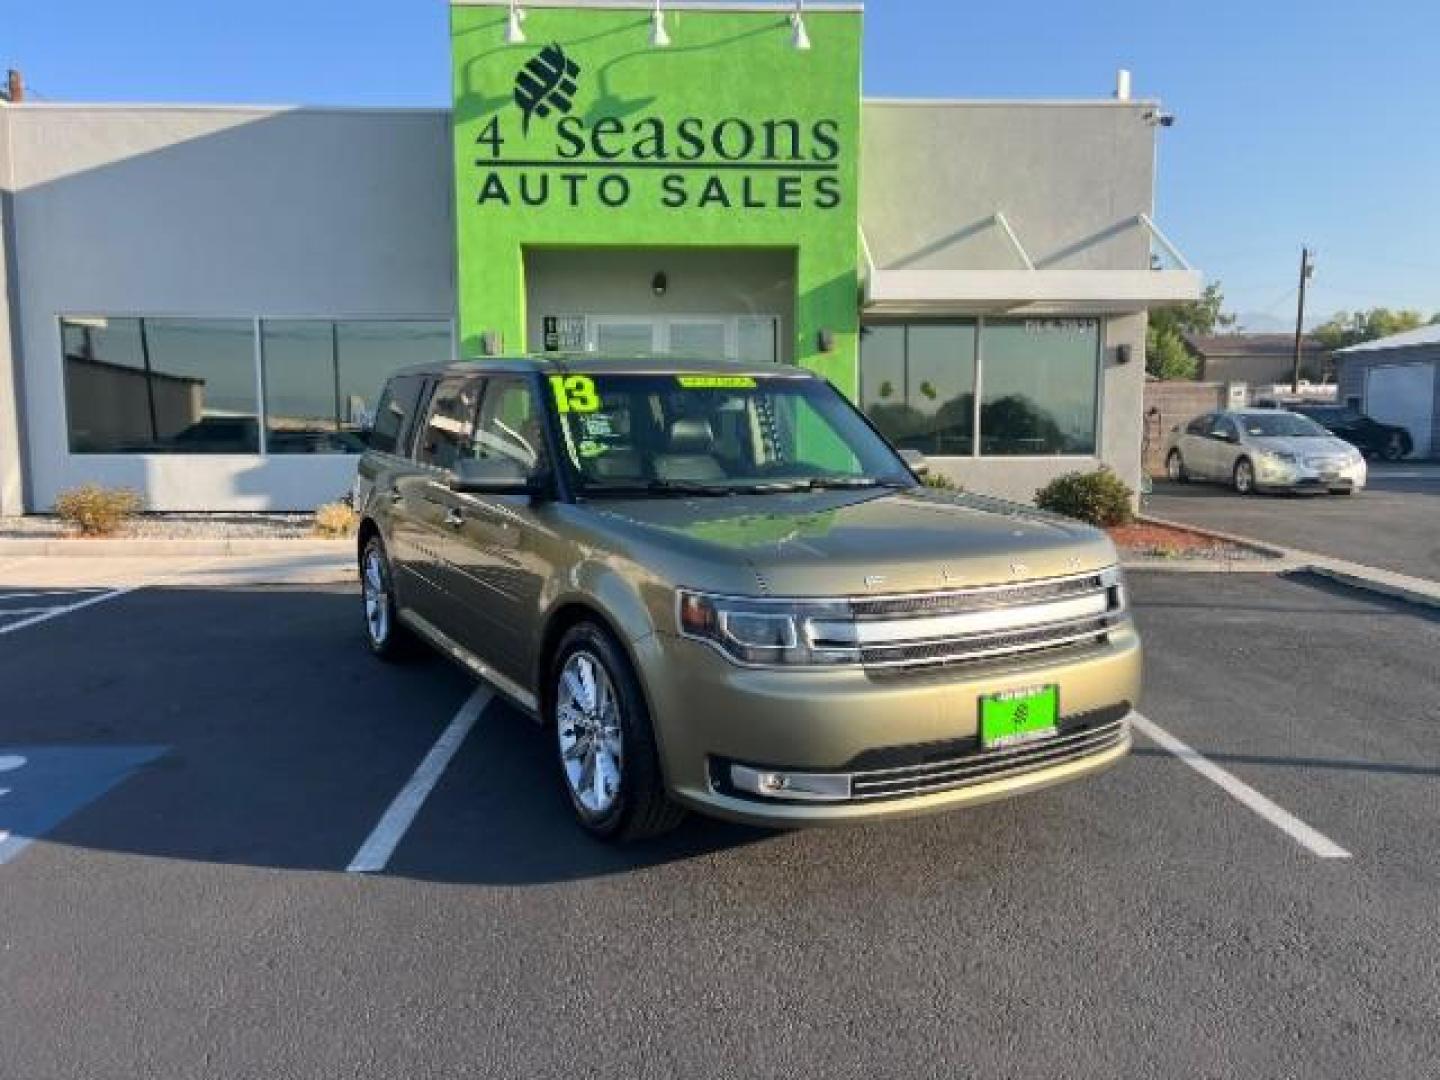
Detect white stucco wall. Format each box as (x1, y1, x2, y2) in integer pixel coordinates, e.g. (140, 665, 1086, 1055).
(6, 105, 455, 511)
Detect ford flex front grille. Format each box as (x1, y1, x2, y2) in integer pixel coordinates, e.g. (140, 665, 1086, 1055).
(805, 568, 1125, 671)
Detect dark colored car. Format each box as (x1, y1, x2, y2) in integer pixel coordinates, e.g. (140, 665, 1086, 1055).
(1289, 405, 1412, 461)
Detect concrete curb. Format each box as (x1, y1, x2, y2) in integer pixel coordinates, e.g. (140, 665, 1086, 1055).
(1134, 514, 1440, 611)
(0, 537, 355, 557)
(1304, 562, 1440, 612)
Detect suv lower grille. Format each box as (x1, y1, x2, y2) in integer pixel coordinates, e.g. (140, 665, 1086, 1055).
(713, 709, 1131, 805)
(848, 715, 1128, 800)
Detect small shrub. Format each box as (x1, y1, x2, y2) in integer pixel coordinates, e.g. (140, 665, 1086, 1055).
(53, 484, 142, 537)
(1034, 468, 1135, 528)
(922, 472, 962, 492)
(313, 500, 360, 538)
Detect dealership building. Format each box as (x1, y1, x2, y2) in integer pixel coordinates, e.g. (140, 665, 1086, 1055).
(0, 0, 1199, 513)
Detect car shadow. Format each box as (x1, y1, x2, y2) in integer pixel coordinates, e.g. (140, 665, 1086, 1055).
(1130, 746, 1440, 779)
(0, 583, 774, 884)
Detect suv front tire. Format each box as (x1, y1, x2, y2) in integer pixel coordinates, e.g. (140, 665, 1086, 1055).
(550, 621, 685, 842)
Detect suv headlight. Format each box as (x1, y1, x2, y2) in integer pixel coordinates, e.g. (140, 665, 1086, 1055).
(677, 591, 857, 666)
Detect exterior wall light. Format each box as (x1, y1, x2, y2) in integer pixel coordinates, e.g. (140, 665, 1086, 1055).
(505, 1, 526, 44)
(652, 272, 668, 296)
(791, 1, 812, 51)
(650, 0, 671, 47)
(817, 328, 835, 353)
(481, 330, 503, 355)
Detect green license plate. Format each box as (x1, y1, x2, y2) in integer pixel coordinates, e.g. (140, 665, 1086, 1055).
(980, 686, 1059, 750)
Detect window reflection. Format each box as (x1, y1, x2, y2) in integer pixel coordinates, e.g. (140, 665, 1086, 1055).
(860, 324, 975, 455)
(980, 320, 1099, 456)
(262, 320, 451, 454)
(860, 318, 1100, 458)
(63, 317, 258, 453)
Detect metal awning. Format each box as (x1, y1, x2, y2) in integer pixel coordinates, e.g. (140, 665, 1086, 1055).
(860, 213, 1203, 316)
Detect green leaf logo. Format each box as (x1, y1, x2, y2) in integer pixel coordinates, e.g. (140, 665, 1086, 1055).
(514, 44, 581, 133)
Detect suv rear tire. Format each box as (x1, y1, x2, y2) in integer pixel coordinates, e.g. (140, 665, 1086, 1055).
(550, 621, 686, 842)
(361, 535, 422, 661)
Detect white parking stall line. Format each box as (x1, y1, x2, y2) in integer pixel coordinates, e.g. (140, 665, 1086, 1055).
(0, 589, 111, 601)
(0, 585, 142, 637)
(347, 686, 494, 874)
(1131, 712, 1352, 860)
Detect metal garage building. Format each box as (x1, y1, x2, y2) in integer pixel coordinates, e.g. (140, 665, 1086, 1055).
(1335, 325, 1440, 460)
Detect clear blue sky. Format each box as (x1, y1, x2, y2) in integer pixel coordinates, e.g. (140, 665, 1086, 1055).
(8, 0, 1439, 327)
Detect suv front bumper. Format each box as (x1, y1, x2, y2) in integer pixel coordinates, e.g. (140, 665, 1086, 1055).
(633, 622, 1141, 828)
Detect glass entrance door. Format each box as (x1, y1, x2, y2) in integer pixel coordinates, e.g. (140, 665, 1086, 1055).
(586, 316, 779, 362)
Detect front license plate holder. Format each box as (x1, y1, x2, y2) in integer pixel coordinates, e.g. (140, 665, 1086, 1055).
(980, 686, 1059, 750)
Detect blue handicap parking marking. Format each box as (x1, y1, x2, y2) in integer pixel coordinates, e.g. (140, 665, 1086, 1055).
(0, 745, 168, 866)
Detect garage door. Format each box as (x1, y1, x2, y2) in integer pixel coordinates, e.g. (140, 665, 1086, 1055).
(1366, 363, 1435, 458)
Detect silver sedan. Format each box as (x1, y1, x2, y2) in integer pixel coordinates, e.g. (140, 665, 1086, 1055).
(1163, 408, 1367, 495)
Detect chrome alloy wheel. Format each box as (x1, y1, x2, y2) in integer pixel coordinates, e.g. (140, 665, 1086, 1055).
(557, 651, 623, 817)
(1234, 459, 1255, 494)
(362, 547, 390, 645)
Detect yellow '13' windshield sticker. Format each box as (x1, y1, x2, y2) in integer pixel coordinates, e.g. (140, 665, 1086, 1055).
(550, 374, 600, 413)
(676, 375, 757, 389)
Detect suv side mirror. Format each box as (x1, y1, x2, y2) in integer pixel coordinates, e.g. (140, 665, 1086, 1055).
(449, 456, 543, 497)
(899, 448, 930, 477)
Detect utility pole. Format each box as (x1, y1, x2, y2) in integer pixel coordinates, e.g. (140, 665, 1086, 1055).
(1291, 247, 1316, 393)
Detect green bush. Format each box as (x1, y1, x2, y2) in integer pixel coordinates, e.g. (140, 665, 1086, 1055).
(53, 484, 143, 536)
(922, 471, 961, 492)
(1034, 468, 1135, 528)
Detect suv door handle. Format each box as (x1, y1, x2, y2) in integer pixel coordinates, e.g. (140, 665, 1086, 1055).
(444, 507, 466, 529)
(385, 490, 403, 505)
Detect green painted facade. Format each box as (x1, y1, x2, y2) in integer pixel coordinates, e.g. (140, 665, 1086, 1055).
(450, 3, 863, 394)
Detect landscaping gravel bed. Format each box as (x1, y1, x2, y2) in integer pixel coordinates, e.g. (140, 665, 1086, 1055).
(0, 513, 315, 540)
(1108, 520, 1270, 562)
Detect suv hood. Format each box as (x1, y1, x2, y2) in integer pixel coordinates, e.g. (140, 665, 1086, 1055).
(590, 489, 1117, 596)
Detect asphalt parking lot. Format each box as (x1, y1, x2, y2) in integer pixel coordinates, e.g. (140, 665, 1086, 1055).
(2, 569, 1439, 1078)
(1147, 460, 1440, 581)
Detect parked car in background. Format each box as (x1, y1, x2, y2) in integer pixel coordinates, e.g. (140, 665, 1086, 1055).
(354, 357, 1139, 841)
(1164, 408, 1367, 495)
(1287, 404, 1412, 461)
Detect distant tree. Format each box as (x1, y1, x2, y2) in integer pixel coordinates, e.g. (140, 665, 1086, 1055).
(1146, 280, 1231, 379)
(1146, 327, 1198, 380)
(1312, 308, 1437, 351)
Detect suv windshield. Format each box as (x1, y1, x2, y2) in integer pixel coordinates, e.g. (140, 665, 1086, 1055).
(1239, 412, 1330, 438)
(547, 372, 914, 494)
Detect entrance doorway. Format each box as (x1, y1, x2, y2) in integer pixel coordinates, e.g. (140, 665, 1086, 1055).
(587, 315, 779, 363)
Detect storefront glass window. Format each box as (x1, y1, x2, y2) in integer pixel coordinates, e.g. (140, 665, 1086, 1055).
(979, 319, 1099, 456)
(62, 316, 258, 453)
(261, 319, 452, 454)
(860, 324, 976, 455)
(62, 316, 451, 456)
(860, 318, 1100, 458)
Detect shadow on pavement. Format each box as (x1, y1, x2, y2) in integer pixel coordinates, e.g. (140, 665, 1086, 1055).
(0, 583, 770, 885)
(1131, 747, 1440, 779)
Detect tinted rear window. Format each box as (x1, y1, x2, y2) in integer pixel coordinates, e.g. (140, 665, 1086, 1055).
(369, 375, 426, 455)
